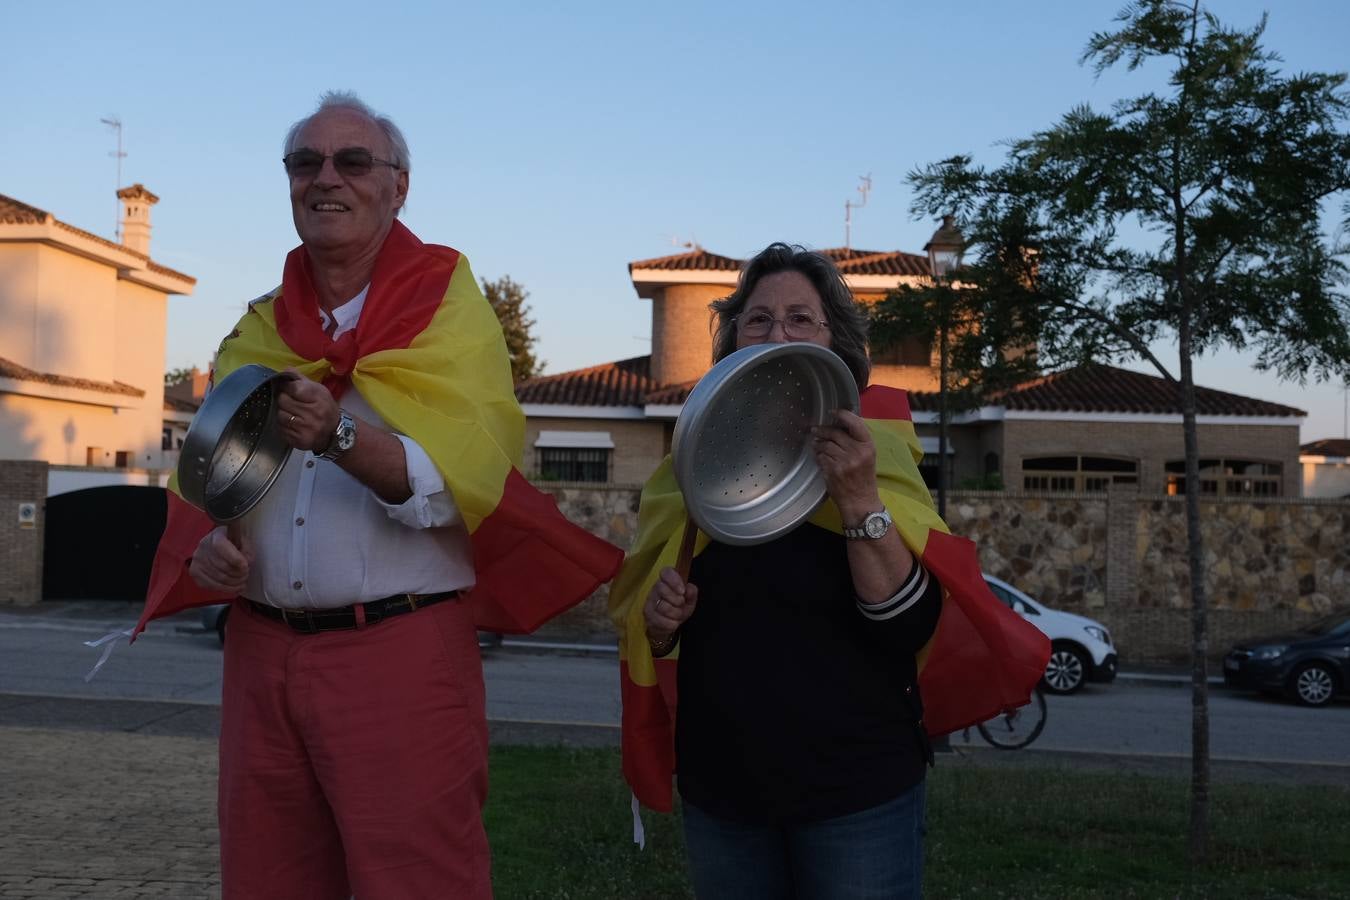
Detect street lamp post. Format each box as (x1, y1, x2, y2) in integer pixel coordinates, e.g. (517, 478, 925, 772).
(924, 215, 963, 520)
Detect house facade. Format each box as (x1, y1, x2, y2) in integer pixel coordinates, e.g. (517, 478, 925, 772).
(517, 247, 1305, 496)
(1300, 438, 1350, 498)
(0, 186, 195, 472)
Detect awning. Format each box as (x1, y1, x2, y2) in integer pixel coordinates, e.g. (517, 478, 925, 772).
(535, 430, 615, 449)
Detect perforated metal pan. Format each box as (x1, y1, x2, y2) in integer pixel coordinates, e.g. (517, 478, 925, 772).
(177, 364, 294, 522)
(671, 342, 860, 546)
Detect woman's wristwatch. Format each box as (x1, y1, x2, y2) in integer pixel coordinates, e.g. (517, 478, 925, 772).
(843, 508, 892, 540)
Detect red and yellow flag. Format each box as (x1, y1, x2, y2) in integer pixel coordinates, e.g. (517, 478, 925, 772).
(608, 385, 1051, 812)
(138, 221, 623, 638)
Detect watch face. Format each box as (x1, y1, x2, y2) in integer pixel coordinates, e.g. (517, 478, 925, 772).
(864, 513, 889, 539)
(336, 414, 357, 450)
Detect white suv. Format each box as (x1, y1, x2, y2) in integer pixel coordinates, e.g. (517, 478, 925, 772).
(983, 574, 1119, 694)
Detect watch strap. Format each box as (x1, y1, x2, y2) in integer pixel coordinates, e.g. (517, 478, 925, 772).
(843, 509, 890, 540)
(319, 410, 356, 461)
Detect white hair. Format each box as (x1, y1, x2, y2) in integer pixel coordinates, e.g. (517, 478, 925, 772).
(283, 90, 412, 173)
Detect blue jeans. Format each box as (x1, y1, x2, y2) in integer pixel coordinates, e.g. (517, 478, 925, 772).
(681, 781, 926, 900)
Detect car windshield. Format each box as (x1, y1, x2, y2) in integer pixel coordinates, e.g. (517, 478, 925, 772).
(1301, 610, 1350, 636)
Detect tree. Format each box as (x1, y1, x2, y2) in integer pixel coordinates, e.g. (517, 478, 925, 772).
(482, 275, 543, 383)
(165, 367, 197, 386)
(870, 253, 1044, 512)
(904, 0, 1350, 862)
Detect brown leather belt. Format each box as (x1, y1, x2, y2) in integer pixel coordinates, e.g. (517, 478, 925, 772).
(245, 590, 460, 634)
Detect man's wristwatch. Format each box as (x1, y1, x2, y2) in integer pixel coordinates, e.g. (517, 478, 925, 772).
(843, 508, 892, 540)
(319, 410, 357, 462)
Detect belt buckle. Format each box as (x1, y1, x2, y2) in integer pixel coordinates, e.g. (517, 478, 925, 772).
(284, 607, 318, 634)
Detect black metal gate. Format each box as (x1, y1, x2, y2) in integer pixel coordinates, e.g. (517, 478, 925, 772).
(42, 486, 167, 601)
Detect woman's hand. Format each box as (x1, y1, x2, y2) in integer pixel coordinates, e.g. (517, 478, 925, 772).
(812, 408, 883, 524)
(276, 369, 340, 452)
(643, 566, 699, 641)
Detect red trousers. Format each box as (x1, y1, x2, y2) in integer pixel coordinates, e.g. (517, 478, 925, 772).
(219, 597, 490, 899)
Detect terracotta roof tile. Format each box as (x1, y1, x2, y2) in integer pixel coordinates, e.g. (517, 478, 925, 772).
(628, 246, 930, 278)
(1301, 438, 1350, 457)
(516, 356, 661, 406)
(628, 249, 742, 272)
(164, 395, 199, 413)
(907, 364, 1305, 418)
(0, 195, 52, 225)
(642, 381, 697, 405)
(0, 192, 196, 286)
(0, 356, 145, 398)
(830, 250, 931, 277)
(163, 379, 203, 411)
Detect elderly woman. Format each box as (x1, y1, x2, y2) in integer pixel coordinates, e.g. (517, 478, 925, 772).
(612, 243, 951, 899)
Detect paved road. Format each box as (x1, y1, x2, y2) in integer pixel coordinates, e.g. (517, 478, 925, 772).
(3, 604, 1347, 767)
(0, 605, 622, 728)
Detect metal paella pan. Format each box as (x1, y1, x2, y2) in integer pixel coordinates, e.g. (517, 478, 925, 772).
(177, 364, 295, 522)
(671, 342, 860, 546)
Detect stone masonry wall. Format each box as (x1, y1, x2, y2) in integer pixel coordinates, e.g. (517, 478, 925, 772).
(533, 483, 641, 641)
(0, 460, 48, 606)
(545, 483, 1350, 664)
(943, 492, 1110, 609)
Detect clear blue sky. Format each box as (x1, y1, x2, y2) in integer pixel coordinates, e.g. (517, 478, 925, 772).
(5, 0, 1348, 441)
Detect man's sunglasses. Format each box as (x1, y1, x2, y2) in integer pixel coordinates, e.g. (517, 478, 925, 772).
(282, 147, 401, 179)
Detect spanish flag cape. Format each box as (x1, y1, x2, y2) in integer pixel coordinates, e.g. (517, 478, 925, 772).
(136, 220, 623, 639)
(609, 385, 1051, 812)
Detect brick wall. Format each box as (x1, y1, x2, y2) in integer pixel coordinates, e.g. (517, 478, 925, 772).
(649, 284, 726, 386)
(522, 417, 666, 486)
(1000, 419, 1301, 495)
(0, 460, 48, 606)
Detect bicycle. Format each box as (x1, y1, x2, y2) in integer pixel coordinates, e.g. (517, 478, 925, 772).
(961, 686, 1047, 750)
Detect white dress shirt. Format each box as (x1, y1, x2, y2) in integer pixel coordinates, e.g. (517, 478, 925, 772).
(237, 287, 475, 609)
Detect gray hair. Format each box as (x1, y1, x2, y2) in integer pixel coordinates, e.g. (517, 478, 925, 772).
(710, 243, 871, 390)
(283, 90, 412, 173)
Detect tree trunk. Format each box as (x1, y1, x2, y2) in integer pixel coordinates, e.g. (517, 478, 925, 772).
(1178, 332, 1210, 864)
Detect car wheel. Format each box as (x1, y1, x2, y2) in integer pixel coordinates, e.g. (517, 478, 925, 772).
(1288, 662, 1337, 707)
(1042, 644, 1089, 695)
(216, 606, 230, 647)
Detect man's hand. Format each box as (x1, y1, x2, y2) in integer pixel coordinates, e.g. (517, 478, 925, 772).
(277, 369, 340, 452)
(189, 527, 253, 595)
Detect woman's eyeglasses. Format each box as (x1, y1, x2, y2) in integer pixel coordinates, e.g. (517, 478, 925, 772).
(733, 311, 830, 340)
(282, 148, 401, 179)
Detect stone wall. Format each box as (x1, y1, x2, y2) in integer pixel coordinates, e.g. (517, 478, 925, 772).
(0, 460, 47, 606)
(545, 483, 1350, 664)
(943, 492, 1110, 609)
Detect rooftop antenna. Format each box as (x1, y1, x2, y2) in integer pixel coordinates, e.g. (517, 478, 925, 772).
(664, 233, 699, 251)
(843, 173, 872, 249)
(100, 116, 127, 241)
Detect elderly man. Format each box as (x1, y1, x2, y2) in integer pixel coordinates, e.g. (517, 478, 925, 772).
(137, 92, 622, 899)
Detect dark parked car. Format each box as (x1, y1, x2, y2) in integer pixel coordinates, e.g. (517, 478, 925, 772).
(1223, 609, 1350, 707)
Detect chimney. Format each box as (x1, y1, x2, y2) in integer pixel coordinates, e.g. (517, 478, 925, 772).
(116, 183, 159, 256)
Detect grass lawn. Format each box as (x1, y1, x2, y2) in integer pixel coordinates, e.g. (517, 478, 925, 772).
(485, 746, 1349, 899)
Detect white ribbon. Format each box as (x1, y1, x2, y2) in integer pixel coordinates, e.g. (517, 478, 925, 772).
(83, 627, 135, 682)
(631, 792, 647, 850)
